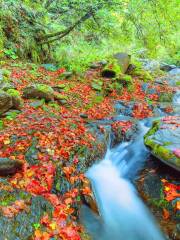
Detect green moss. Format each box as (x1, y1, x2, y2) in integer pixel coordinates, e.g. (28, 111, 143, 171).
(159, 92, 173, 102)
(144, 120, 160, 139)
(0, 120, 3, 130)
(131, 69, 153, 82)
(48, 102, 60, 110)
(6, 89, 20, 97)
(102, 58, 122, 78)
(176, 81, 180, 86)
(36, 84, 54, 94)
(119, 74, 132, 82)
(2, 69, 11, 78)
(91, 80, 103, 91)
(55, 94, 68, 100)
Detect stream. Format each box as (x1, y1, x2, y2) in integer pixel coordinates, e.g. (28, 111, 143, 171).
(81, 69, 180, 240)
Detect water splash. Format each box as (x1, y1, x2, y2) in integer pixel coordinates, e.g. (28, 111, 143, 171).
(81, 122, 165, 240)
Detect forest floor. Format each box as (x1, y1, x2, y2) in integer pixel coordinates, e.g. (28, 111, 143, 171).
(0, 60, 179, 240)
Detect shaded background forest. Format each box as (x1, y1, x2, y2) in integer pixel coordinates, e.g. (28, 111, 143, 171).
(0, 0, 179, 72)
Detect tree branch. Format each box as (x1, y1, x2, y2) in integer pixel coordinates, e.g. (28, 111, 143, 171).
(39, 10, 94, 44)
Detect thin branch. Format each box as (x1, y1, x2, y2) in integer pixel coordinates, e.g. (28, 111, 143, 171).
(39, 10, 94, 44)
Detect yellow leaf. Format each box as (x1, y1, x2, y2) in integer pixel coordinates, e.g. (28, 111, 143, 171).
(4, 139, 10, 145)
(49, 222, 56, 230)
(165, 186, 170, 191)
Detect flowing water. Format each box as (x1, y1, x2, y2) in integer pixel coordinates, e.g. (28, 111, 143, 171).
(81, 69, 180, 240)
(81, 121, 165, 240)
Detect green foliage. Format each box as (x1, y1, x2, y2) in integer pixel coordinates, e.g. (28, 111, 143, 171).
(7, 89, 20, 97)
(0, 120, 3, 130)
(91, 80, 103, 91)
(0, 0, 179, 67)
(4, 49, 18, 60)
(5, 110, 20, 121)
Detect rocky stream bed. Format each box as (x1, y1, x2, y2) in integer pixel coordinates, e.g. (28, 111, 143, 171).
(0, 54, 179, 240)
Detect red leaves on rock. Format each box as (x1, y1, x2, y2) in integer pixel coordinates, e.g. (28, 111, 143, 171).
(161, 179, 180, 202)
(132, 102, 152, 119)
(10, 163, 55, 195)
(0, 200, 29, 218)
(111, 121, 133, 134)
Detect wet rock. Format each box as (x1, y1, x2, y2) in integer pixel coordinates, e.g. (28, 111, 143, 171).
(23, 84, 54, 101)
(169, 68, 180, 75)
(160, 63, 176, 72)
(25, 137, 39, 165)
(113, 52, 131, 74)
(144, 117, 180, 171)
(0, 158, 23, 176)
(0, 90, 13, 115)
(140, 59, 160, 73)
(0, 190, 53, 240)
(136, 155, 180, 240)
(111, 119, 138, 147)
(126, 64, 136, 74)
(142, 173, 162, 199)
(41, 63, 57, 71)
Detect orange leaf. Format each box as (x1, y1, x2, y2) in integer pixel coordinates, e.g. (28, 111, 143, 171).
(162, 208, 170, 220)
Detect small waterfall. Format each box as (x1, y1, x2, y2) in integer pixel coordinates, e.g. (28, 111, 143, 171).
(81, 122, 165, 240)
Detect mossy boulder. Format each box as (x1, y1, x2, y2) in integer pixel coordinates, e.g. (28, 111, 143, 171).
(52, 84, 66, 92)
(23, 84, 54, 101)
(0, 90, 13, 115)
(101, 52, 131, 78)
(144, 117, 180, 171)
(131, 68, 153, 82)
(0, 190, 53, 240)
(0, 157, 23, 176)
(113, 52, 131, 74)
(6, 89, 23, 110)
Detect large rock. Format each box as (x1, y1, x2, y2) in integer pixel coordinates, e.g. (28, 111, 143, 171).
(0, 190, 53, 239)
(113, 52, 131, 74)
(6, 89, 23, 110)
(0, 82, 16, 91)
(0, 90, 13, 115)
(101, 52, 131, 78)
(144, 116, 180, 171)
(23, 84, 54, 101)
(0, 158, 23, 176)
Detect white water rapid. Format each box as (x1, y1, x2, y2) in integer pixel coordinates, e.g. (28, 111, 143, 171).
(81, 121, 165, 240)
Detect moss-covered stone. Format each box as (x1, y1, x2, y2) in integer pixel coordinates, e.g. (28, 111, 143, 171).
(0, 89, 13, 115)
(144, 118, 180, 171)
(6, 89, 20, 97)
(0, 190, 53, 240)
(0, 157, 23, 176)
(7, 89, 23, 110)
(131, 68, 153, 82)
(23, 84, 54, 101)
(101, 57, 123, 78)
(159, 92, 173, 103)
